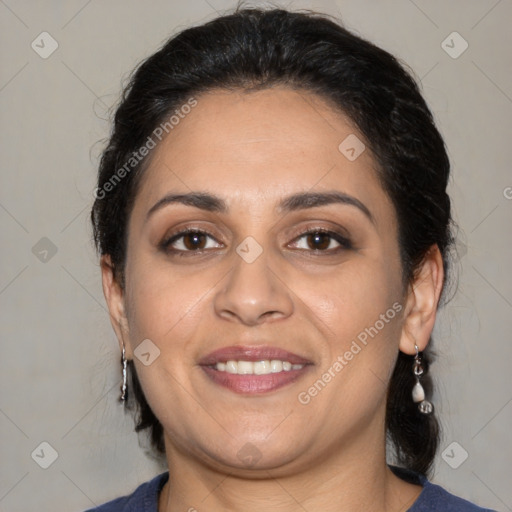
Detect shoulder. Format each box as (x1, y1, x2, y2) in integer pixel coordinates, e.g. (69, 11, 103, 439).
(413, 479, 497, 512)
(82, 472, 169, 512)
(390, 465, 497, 512)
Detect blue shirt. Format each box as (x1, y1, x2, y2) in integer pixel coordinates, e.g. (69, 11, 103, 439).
(84, 466, 497, 511)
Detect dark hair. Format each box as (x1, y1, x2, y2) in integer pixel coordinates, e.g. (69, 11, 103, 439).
(91, 6, 453, 476)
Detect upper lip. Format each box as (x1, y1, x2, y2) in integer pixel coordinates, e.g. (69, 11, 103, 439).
(199, 345, 313, 366)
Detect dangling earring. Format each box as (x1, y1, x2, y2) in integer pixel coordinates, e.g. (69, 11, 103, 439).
(412, 344, 433, 414)
(120, 343, 128, 403)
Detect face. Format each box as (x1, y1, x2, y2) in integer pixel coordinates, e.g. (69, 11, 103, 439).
(107, 87, 417, 475)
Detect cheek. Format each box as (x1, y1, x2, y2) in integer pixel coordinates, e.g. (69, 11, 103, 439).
(123, 258, 211, 429)
(298, 267, 403, 404)
(297, 259, 405, 413)
(124, 254, 215, 345)
(299, 257, 403, 345)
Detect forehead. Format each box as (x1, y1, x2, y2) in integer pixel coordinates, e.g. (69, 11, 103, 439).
(133, 87, 393, 225)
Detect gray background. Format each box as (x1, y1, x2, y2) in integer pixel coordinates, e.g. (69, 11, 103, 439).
(1, 0, 511, 510)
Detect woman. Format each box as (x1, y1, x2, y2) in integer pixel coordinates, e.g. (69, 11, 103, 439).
(88, 6, 496, 511)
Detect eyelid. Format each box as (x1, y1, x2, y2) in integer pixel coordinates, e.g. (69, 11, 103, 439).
(159, 228, 352, 258)
(159, 228, 223, 252)
(288, 227, 352, 250)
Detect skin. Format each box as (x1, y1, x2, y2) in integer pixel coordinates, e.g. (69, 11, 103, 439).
(101, 87, 444, 512)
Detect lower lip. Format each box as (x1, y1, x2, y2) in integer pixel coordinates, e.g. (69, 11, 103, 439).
(201, 366, 311, 394)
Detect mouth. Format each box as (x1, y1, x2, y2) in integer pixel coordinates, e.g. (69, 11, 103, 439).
(198, 345, 313, 394)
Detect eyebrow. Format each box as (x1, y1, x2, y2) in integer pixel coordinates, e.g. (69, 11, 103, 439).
(146, 190, 374, 224)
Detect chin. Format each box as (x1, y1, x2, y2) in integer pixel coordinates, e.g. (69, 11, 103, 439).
(195, 436, 307, 474)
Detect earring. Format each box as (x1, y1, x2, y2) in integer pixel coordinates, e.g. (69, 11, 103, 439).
(120, 343, 128, 402)
(412, 344, 433, 414)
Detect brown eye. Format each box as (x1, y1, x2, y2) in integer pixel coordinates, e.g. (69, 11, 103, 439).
(306, 232, 331, 250)
(182, 232, 207, 250)
(290, 229, 352, 252)
(160, 229, 223, 254)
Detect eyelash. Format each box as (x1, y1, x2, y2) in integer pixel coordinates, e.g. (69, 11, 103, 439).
(159, 227, 352, 257)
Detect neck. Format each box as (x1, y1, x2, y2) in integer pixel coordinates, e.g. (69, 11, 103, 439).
(158, 409, 422, 512)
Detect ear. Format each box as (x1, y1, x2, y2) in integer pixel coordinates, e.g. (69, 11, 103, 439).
(100, 255, 132, 358)
(399, 244, 444, 355)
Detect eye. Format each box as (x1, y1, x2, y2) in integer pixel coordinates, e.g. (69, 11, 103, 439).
(289, 229, 352, 252)
(160, 229, 223, 253)
(159, 227, 351, 255)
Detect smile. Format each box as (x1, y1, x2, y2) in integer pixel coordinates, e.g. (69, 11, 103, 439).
(199, 345, 313, 394)
(214, 360, 304, 374)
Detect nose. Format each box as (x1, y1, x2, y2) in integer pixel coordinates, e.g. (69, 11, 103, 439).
(213, 246, 294, 326)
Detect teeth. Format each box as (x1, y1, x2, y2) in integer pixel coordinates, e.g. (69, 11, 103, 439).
(237, 361, 253, 374)
(225, 361, 238, 374)
(270, 360, 283, 373)
(254, 360, 270, 375)
(215, 360, 304, 374)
